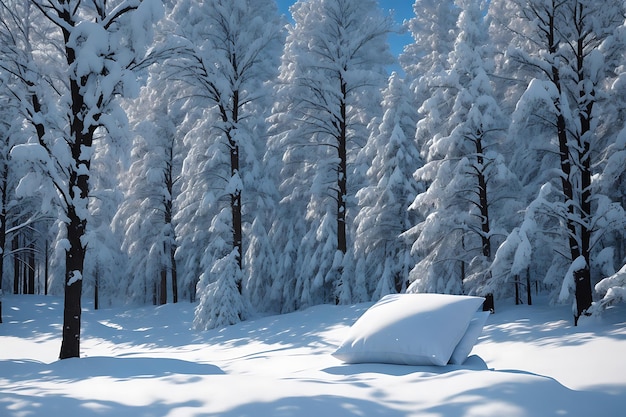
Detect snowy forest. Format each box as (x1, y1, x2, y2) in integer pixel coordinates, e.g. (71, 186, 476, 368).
(1, 0, 626, 359)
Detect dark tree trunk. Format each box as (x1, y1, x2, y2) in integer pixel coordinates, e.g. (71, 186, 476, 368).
(573, 5, 594, 320)
(159, 268, 167, 305)
(552, 61, 580, 268)
(59, 205, 87, 359)
(231, 97, 242, 255)
(22, 250, 27, 294)
(223, 83, 243, 293)
(44, 240, 49, 295)
(94, 268, 99, 310)
(460, 235, 466, 291)
(475, 134, 491, 259)
(573, 267, 591, 326)
(229, 139, 242, 277)
(0, 166, 7, 324)
(165, 146, 178, 304)
(170, 245, 178, 304)
(337, 80, 348, 255)
(27, 242, 35, 294)
(59, 24, 94, 359)
(526, 268, 532, 306)
(12, 235, 19, 294)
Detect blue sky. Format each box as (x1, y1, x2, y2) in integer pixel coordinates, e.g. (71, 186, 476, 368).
(275, 0, 415, 59)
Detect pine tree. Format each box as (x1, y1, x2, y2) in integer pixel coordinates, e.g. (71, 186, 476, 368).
(406, 0, 515, 295)
(115, 68, 185, 306)
(491, 0, 626, 322)
(0, 76, 23, 323)
(84, 132, 128, 309)
(401, 0, 458, 85)
(353, 73, 422, 301)
(269, 0, 393, 308)
(171, 0, 282, 329)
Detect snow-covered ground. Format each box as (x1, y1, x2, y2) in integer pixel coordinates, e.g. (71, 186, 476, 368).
(1, 294, 625, 416)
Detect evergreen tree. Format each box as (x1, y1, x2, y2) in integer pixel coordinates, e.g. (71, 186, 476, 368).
(0, 75, 23, 323)
(406, 0, 516, 295)
(84, 132, 128, 309)
(401, 0, 458, 85)
(115, 74, 183, 306)
(269, 0, 393, 309)
(170, 0, 283, 329)
(489, 0, 626, 322)
(353, 73, 422, 301)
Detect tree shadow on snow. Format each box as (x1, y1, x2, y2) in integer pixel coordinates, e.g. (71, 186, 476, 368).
(80, 301, 371, 353)
(0, 391, 204, 417)
(201, 394, 406, 417)
(321, 354, 625, 415)
(421, 367, 626, 416)
(477, 302, 626, 347)
(0, 356, 223, 383)
(199, 303, 372, 352)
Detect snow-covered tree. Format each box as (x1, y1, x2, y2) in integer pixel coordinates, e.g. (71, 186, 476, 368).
(12, 0, 163, 358)
(353, 72, 422, 301)
(592, 263, 626, 313)
(490, 0, 626, 323)
(400, 0, 458, 85)
(406, 0, 516, 295)
(114, 67, 185, 306)
(400, 0, 459, 170)
(83, 132, 127, 309)
(269, 0, 393, 309)
(170, 0, 283, 329)
(0, 75, 21, 323)
(0, 0, 60, 321)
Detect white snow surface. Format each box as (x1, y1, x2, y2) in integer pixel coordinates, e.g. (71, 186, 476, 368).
(1, 295, 625, 416)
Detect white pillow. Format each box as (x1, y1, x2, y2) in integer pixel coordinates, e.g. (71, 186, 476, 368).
(448, 311, 490, 365)
(332, 293, 484, 366)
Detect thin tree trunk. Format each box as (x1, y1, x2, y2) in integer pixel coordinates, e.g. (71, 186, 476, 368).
(159, 268, 167, 305)
(0, 166, 7, 323)
(13, 235, 19, 294)
(526, 267, 532, 306)
(27, 241, 35, 294)
(44, 239, 49, 296)
(165, 146, 178, 304)
(94, 267, 99, 310)
(337, 79, 348, 255)
(573, 7, 594, 320)
(227, 87, 243, 293)
(553, 69, 580, 265)
(171, 245, 178, 303)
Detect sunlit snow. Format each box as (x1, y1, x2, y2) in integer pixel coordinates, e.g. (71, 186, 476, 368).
(1, 295, 625, 416)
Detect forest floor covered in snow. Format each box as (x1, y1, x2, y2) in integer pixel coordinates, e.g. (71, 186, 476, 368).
(1, 294, 625, 416)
